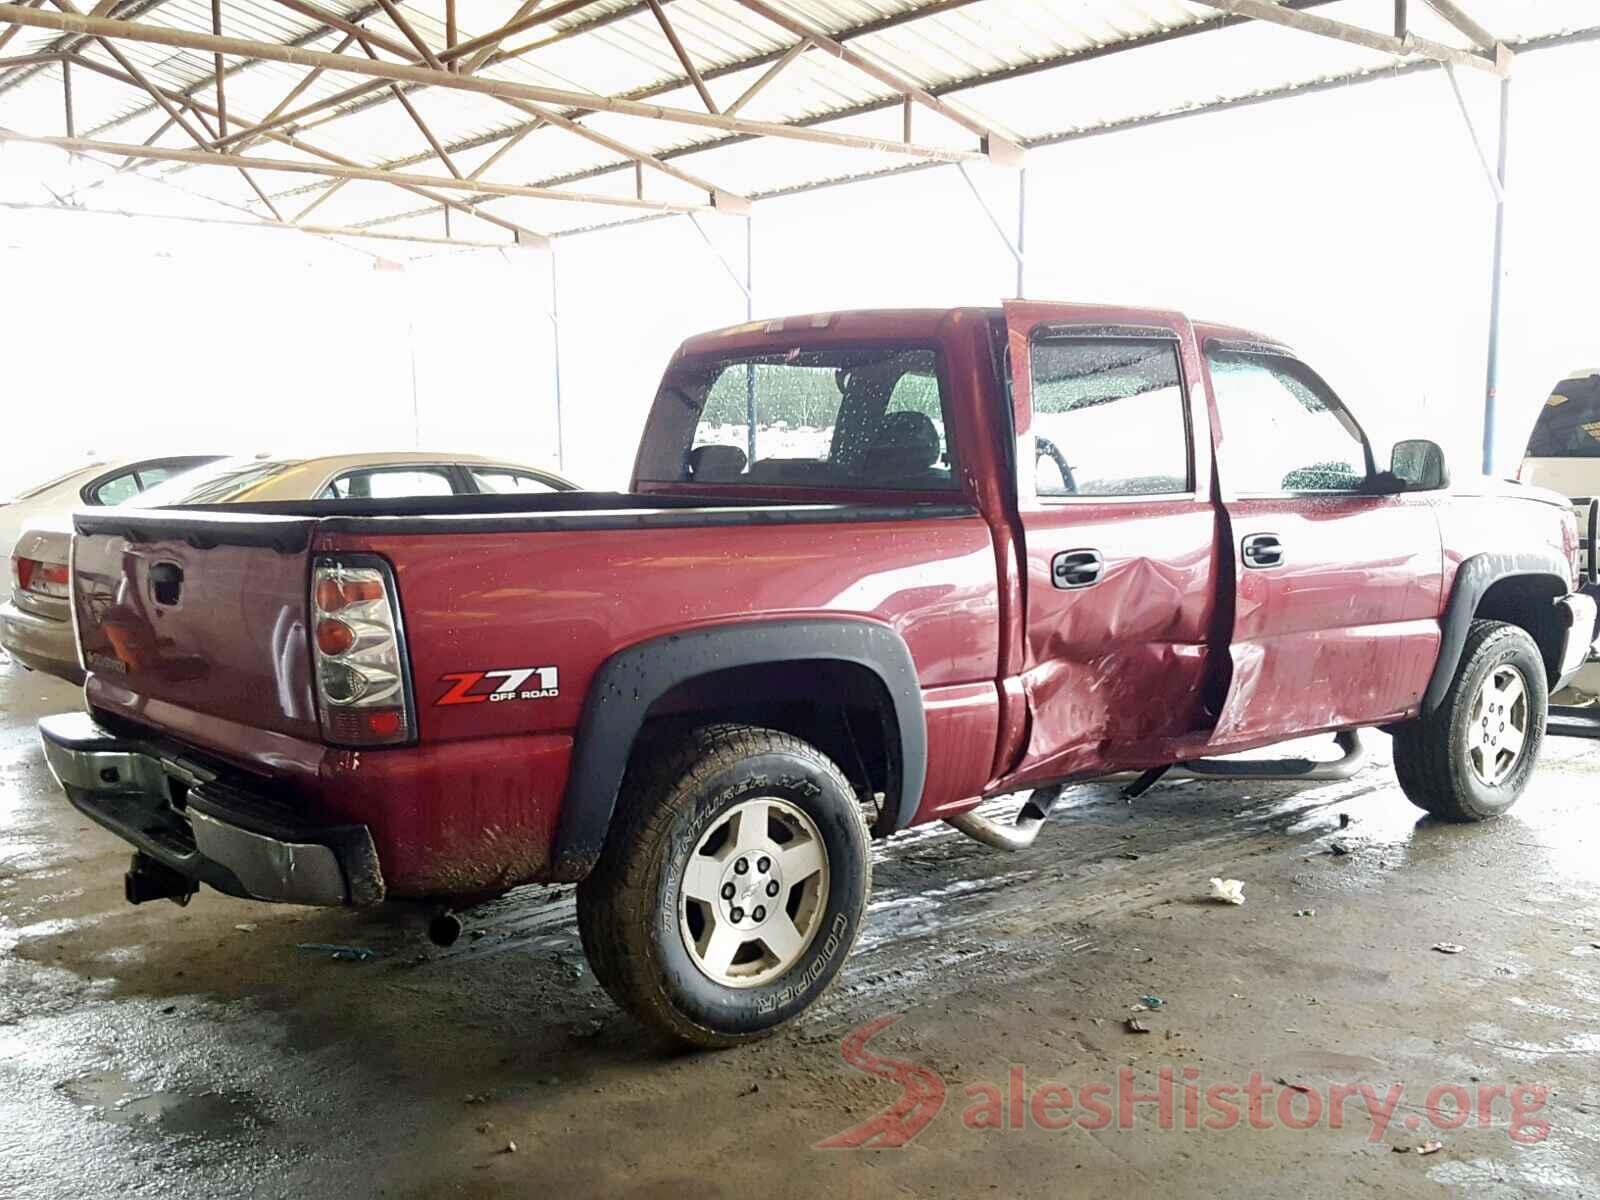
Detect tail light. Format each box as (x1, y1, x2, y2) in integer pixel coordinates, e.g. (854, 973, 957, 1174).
(13, 555, 69, 598)
(310, 556, 414, 746)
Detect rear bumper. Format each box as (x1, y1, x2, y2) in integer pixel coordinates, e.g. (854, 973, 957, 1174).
(1, 600, 84, 685)
(38, 711, 383, 907)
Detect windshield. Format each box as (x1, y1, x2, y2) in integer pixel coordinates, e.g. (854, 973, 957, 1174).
(1525, 374, 1600, 458)
(127, 458, 304, 506)
(635, 345, 958, 492)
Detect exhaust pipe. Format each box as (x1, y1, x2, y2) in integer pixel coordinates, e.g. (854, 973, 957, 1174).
(944, 786, 1062, 852)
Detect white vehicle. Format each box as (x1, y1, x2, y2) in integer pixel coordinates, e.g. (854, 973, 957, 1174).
(2, 456, 222, 683)
(1519, 369, 1600, 697)
(126, 450, 577, 507)
(1518, 369, 1600, 496)
(0, 456, 219, 563)
(3, 452, 577, 685)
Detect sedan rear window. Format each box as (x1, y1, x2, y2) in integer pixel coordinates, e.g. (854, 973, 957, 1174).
(1525, 374, 1600, 458)
(127, 459, 302, 506)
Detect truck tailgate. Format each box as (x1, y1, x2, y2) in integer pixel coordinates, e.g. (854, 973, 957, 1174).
(72, 510, 320, 744)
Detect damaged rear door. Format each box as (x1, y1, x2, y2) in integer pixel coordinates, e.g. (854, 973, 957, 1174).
(999, 301, 1227, 787)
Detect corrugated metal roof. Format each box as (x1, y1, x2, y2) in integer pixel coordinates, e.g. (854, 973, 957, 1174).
(0, 0, 1594, 247)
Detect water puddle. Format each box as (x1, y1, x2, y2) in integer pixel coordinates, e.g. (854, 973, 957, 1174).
(57, 1070, 265, 1138)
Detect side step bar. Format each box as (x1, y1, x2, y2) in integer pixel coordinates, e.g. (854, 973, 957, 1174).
(944, 731, 1366, 853)
(1170, 729, 1367, 782)
(944, 786, 1062, 852)
(1548, 705, 1600, 740)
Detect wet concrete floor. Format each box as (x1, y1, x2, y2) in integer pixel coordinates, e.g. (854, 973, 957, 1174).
(2, 653, 1598, 1198)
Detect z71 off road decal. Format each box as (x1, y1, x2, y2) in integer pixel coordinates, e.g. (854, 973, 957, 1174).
(435, 667, 560, 706)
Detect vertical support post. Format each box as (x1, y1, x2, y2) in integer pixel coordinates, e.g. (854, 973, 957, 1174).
(445, 0, 457, 58)
(1015, 167, 1027, 299)
(745, 214, 756, 464)
(1482, 75, 1510, 476)
(211, 0, 226, 137)
(61, 56, 72, 137)
(549, 245, 565, 471)
(1393, 0, 1407, 39)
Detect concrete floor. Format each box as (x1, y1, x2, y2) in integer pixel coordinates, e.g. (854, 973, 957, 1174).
(2, 653, 1599, 1199)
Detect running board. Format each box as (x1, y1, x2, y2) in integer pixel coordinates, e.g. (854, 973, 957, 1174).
(1170, 730, 1367, 783)
(1548, 705, 1600, 740)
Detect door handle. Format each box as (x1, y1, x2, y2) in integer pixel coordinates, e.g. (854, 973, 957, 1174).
(1241, 533, 1284, 569)
(1052, 549, 1103, 589)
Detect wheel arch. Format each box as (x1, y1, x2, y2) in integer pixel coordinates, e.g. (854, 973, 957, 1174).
(551, 619, 927, 880)
(1424, 551, 1570, 713)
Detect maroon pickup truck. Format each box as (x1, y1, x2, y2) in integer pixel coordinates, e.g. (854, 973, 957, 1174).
(39, 302, 1599, 1047)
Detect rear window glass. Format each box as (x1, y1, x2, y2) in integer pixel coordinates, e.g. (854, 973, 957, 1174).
(128, 459, 302, 506)
(1526, 375, 1600, 458)
(636, 346, 957, 492)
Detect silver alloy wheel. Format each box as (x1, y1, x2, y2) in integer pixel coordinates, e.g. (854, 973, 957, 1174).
(677, 796, 830, 988)
(1467, 663, 1529, 786)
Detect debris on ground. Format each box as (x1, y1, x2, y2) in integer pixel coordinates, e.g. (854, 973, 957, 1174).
(501, 1141, 518, 1154)
(295, 943, 377, 961)
(1294, 909, 1316, 917)
(1125, 1018, 1151, 1034)
(1208, 878, 1246, 905)
(1432, 942, 1466, 955)
(1138, 995, 1164, 1009)
(1339, 812, 1353, 828)
(740, 1083, 760, 1096)
(1326, 841, 1351, 857)
(464, 1092, 491, 1105)
(233, 923, 258, 933)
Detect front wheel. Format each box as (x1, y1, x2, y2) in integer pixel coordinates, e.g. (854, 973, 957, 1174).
(1392, 619, 1547, 821)
(576, 725, 870, 1048)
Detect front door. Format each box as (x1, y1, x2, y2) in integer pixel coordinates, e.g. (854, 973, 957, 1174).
(1201, 341, 1445, 746)
(998, 302, 1228, 790)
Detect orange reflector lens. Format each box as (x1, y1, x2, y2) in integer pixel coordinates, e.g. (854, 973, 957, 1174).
(315, 576, 385, 612)
(315, 618, 356, 656)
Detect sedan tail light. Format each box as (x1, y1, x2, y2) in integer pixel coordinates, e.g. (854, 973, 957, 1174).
(310, 556, 414, 746)
(13, 555, 69, 598)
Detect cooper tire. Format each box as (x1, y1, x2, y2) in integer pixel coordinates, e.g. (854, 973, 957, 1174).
(576, 725, 870, 1048)
(1392, 619, 1546, 821)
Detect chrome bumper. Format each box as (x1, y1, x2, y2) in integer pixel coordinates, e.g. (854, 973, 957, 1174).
(38, 711, 383, 907)
(1556, 592, 1600, 688)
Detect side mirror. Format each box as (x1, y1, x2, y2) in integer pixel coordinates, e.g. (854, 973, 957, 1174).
(1389, 439, 1449, 492)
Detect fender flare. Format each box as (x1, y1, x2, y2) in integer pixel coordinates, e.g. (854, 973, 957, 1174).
(551, 619, 927, 879)
(1423, 550, 1570, 714)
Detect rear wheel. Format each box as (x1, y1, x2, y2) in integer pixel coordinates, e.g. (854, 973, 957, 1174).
(576, 725, 870, 1048)
(1392, 620, 1546, 820)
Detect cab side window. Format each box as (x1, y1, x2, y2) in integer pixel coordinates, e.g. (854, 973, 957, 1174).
(320, 467, 457, 500)
(470, 468, 558, 494)
(1030, 337, 1191, 497)
(1206, 350, 1369, 494)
